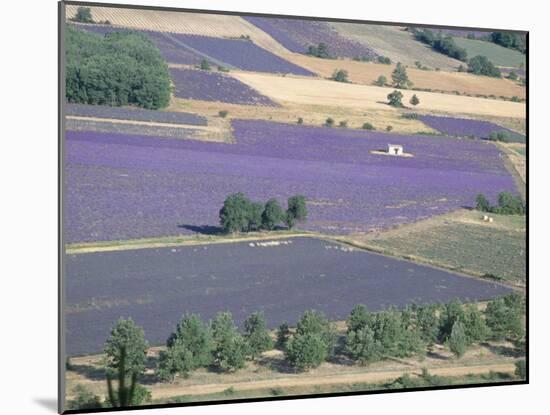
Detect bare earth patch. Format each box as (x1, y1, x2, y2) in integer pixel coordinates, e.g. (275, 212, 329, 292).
(229, 72, 526, 119)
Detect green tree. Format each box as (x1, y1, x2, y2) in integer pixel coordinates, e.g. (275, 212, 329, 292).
(157, 314, 213, 381)
(295, 310, 335, 355)
(287, 195, 308, 223)
(347, 304, 374, 333)
(476, 194, 491, 212)
(375, 75, 387, 86)
(66, 27, 171, 109)
(438, 299, 465, 342)
(248, 201, 264, 231)
(463, 304, 489, 343)
(200, 58, 211, 70)
(285, 333, 327, 370)
(507, 71, 518, 81)
(276, 322, 291, 350)
(409, 94, 420, 106)
(485, 294, 525, 341)
(415, 304, 440, 345)
(387, 90, 404, 107)
(104, 318, 148, 378)
(362, 122, 375, 130)
(219, 193, 252, 233)
(345, 326, 382, 365)
(496, 192, 525, 214)
(448, 321, 467, 358)
(244, 312, 273, 360)
(468, 55, 501, 77)
(74, 7, 94, 23)
(68, 385, 102, 410)
(392, 62, 411, 88)
(331, 69, 349, 82)
(211, 312, 248, 372)
(324, 117, 335, 127)
(307, 42, 331, 59)
(105, 345, 151, 407)
(515, 359, 526, 378)
(262, 198, 284, 230)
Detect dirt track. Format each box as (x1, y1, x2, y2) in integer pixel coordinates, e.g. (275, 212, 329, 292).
(150, 362, 516, 399)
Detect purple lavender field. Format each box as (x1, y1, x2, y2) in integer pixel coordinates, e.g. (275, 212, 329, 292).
(169, 68, 278, 106)
(169, 34, 314, 75)
(66, 237, 512, 355)
(66, 120, 516, 243)
(69, 23, 313, 75)
(67, 103, 207, 126)
(419, 115, 526, 143)
(243, 16, 377, 59)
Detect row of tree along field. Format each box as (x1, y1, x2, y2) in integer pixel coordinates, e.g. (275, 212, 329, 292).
(219, 193, 307, 233)
(476, 192, 526, 215)
(68, 293, 525, 410)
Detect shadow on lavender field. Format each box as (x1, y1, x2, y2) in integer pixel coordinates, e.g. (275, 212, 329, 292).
(177, 224, 225, 235)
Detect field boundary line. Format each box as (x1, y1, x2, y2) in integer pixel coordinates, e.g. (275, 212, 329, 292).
(65, 115, 216, 131)
(148, 361, 517, 400)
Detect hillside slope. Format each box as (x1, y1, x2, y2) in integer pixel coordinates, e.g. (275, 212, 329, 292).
(331, 23, 462, 70)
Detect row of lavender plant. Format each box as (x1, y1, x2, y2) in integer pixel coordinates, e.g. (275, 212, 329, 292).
(67, 103, 207, 126)
(419, 115, 525, 143)
(169, 68, 278, 106)
(243, 16, 378, 59)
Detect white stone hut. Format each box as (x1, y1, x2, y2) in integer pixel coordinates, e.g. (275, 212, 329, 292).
(388, 144, 404, 156)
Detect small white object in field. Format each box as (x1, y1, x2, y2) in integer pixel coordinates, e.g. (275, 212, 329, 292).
(488, 217, 494, 223)
(483, 215, 489, 221)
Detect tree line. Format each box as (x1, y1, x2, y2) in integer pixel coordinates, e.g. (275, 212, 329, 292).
(66, 26, 171, 109)
(68, 293, 525, 409)
(476, 192, 525, 215)
(219, 193, 307, 233)
(409, 27, 502, 78)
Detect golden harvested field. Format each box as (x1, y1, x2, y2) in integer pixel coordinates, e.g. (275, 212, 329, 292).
(65, 5, 289, 54)
(169, 98, 438, 134)
(230, 72, 526, 119)
(330, 23, 461, 70)
(284, 54, 526, 99)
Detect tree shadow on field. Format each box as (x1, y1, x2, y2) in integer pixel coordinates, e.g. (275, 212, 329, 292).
(480, 342, 523, 358)
(257, 354, 298, 374)
(178, 224, 224, 235)
(70, 364, 106, 381)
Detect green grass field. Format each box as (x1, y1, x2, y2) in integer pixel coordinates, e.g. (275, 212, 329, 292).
(353, 210, 526, 284)
(453, 38, 525, 68)
(331, 23, 461, 70)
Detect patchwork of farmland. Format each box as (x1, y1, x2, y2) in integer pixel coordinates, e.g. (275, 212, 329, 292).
(284, 54, 526, 99)
(419, 115, 526, 143)
(65, 237, 512, 355)
(169, 68, 278, 106)
(243, 16, 377, 59)
(65, 120, 516, 243)
(66, 6, 290, 54)
(70, 23, 312, 75)
(330, 23, 461, 70)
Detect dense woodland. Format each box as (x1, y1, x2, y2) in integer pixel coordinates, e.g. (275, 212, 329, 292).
(65, 26, 172, 109)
